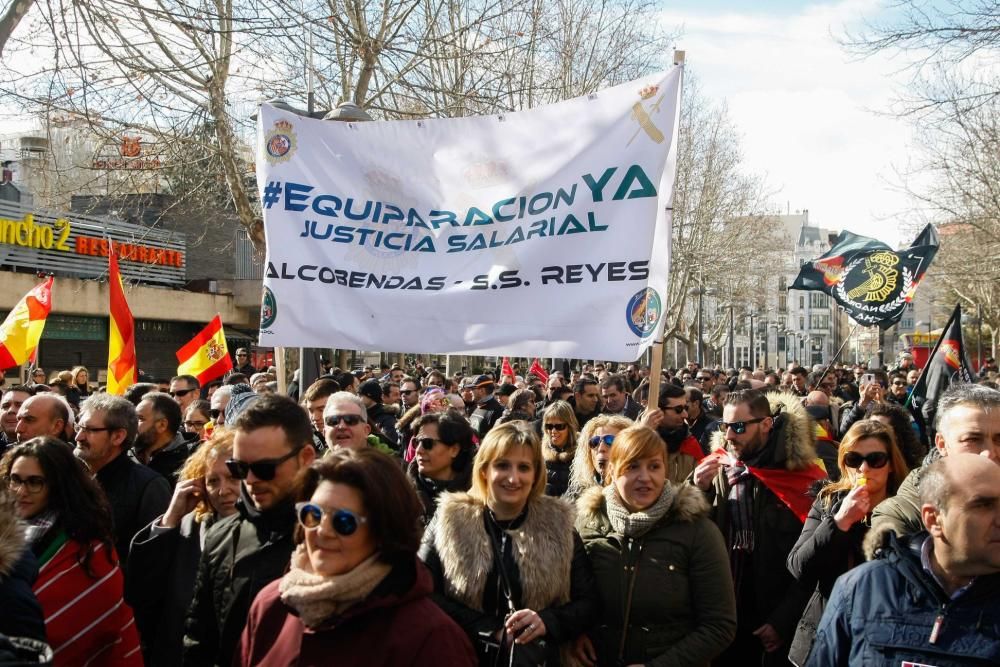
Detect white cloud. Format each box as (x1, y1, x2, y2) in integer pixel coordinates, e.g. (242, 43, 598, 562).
(664, 0, 926, 247)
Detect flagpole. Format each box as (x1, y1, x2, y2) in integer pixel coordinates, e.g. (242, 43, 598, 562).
(813, 322, 862, 390)
(905, 304, 959, 409)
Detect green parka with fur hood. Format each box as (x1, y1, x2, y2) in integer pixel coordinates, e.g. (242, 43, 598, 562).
(575, 483, 736, 667)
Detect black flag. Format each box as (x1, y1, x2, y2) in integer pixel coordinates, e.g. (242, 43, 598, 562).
(909, 304, 974, 432)
(790, 224, 939, 329)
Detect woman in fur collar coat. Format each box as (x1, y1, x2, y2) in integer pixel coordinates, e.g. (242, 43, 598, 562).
(540, 401, 580, 497)
(574, 426, 736, 667)
(419, 421, 600, 666)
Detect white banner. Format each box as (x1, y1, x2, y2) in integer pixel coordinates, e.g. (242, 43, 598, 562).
(256, 67, 682, 361)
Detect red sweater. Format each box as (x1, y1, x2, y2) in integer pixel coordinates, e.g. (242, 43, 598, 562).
(33, 536, 143, 667)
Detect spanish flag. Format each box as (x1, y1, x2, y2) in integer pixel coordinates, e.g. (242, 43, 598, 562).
(107, 244, 137, 395)
(176, 314, 232, 385)
(0, 277, 54, 371)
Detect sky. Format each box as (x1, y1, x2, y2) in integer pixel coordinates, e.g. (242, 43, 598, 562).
(661, 0, 924, 248)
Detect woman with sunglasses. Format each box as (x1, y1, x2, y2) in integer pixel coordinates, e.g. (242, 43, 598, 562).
(0, 437, 142, 666)
(574, 425, 736, 666)
(540, 401, 580, 497)
(400, 387, 452, 463)
(183, 399, 212, 439)
(419, 421, 599, 666)
(237, 448, 476, 666)
(786, 420, 909, 666)
(565, 414, 633, 501)
(407, 410, 475, 525)
(128, 430, 240, 666)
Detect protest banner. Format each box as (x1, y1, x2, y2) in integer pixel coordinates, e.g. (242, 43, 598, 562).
(256, 66, 682, 361)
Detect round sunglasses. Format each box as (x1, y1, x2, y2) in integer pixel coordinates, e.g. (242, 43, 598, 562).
(295, 502, 368, 536)
(844, 451, 889, 469)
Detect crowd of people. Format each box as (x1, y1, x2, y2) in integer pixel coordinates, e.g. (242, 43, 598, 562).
(0, 350, 998, 666)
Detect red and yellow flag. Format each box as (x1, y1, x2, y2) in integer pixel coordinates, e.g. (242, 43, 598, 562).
(176, 314, 233, 385)
(107, 244, 137, 395)
(0, 277, 54, 370)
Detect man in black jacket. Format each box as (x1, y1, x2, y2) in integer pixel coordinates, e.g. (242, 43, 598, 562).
(183, 394, 315, 667)
(74, 394, 171, 575)
(468, 375, 505, 439)
(134, 392, 198, 487)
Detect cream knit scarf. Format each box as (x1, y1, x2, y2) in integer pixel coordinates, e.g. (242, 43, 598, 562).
(603, 482, 676, 538)
(279, 545, 392, 628)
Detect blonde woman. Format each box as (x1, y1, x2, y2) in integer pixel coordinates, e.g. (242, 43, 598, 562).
(575, 426, 736, 666)
(786, 420, 909, 665)
(565, 414, 633, 501)
(419, 421, 598, 666)
(540, 400, 580, 497)
(128, 430, 241, 667)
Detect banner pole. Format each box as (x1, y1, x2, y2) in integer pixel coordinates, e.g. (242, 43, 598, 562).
(647, 340, 665, 411)
(275, 347, 287, 395)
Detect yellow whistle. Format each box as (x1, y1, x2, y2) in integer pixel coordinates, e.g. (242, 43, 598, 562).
(855, 476, 867, 487)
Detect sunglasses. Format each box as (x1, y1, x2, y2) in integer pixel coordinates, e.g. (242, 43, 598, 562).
(417, 437, 450, 450)
(718, 417, 768, 434)
(589, 434, 615, 449)
(544, 423, 568, 431)
(325, 414, 364, 427)
(296, 502, 368, 536)
(225, 447, 302, 480)
(844, 451, 890, 469)
(401, 389, 417, 395)
(169, 388, 196, 398)
(662, 404, 687, 414)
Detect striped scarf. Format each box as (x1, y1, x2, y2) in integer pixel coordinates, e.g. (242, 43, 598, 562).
(726, 462, 754, 594)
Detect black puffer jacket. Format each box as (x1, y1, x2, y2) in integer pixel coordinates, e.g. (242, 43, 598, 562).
(786, 488, 867, 665)
(405, 461, 473, 526)
(129, 511, 219, 667)
(183, 491, 297, 667)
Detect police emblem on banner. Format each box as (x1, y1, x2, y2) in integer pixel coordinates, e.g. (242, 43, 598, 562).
(834, 250, 913, 326)
(626, 288, 662, 338)
(260, 287, 277, 329)
(265, 120, 296, 164)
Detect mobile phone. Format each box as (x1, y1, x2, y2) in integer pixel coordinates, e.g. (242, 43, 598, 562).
(862, 373, 875, 385)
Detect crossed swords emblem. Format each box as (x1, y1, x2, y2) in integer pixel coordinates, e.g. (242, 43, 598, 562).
(627, 85, 666, 146)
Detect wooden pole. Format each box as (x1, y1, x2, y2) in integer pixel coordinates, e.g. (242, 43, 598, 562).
(647, 340, 665, 410)
(275, 347, 287, 395)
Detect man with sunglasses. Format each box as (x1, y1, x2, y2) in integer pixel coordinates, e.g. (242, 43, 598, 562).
(647, 384, 705, 484)
(321, 391, 393, 455)
(184, 394, 316, 667)
(869, 383, 1000, 551)
(169, 375, 201, 414)
(693, 390, 821, 666)
(232, 347, 257, 377)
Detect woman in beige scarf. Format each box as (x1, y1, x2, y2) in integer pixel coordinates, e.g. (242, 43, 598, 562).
(236, 448, 476, 666)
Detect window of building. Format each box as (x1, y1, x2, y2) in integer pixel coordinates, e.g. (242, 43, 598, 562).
(810, 314, 830, 330)
(778, 276, 787, 291)
(799, 295, 805, 310)
(809, 293, 828, 308)
(799, 316, 805, 329)
(778, 294, 787, 312)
